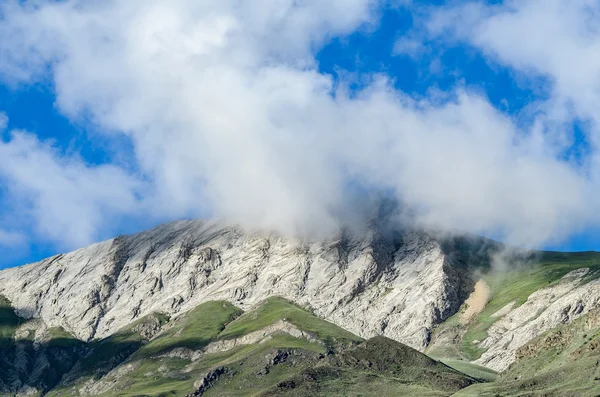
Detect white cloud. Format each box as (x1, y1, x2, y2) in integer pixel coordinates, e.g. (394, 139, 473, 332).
(393, 36, 425, 58)
(0, 112, 7, 130)
(0, 229, 26, 248)
(0, 130, 141, 248)
(0, 0, 597, 250)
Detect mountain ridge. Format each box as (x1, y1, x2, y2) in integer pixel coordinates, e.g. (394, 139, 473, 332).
(0, 219, 478, 350)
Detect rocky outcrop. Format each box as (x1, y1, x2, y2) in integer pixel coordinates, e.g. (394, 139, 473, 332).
(475, 268, 600, 371)
(0, 220, 473, 352)
(157, 319, 321, 362)
(203, 319, 320, 355)
(186, 367, 230, 397)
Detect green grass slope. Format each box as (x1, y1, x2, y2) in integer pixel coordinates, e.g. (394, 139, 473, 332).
(91, 298, 366, 397)
(0, 295, 22, 394)
(47, 301, 242, 397)
(136, 301, 242, 357)
(40, 297, 478, 397)
(0, 295, 21, 343)
(437, 359, 498, 382)
(260, 337, 478, 397)
(218, 297, 361, 346)
(179, 299, 476, 397)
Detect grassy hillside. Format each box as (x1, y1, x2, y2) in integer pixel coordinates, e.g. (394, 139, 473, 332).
(47, 301, 242, 397)
(261, 337, 476, 397)
(30, 297, 477, 397)
(0, 295, 21, 342)
(218, 297, 361, 346)
(135, 301, 242, 357)
(0, 295, 21, 393)
(438, 359, 498, 382)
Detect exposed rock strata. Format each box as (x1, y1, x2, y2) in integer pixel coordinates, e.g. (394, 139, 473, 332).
(475, 268, 600, 371)
(0, 220, 472, 352)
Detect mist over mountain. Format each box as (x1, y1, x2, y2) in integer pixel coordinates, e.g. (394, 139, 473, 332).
(1, 0, 600, 265)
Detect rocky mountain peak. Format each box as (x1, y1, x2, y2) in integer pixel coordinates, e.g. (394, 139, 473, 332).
(0, 219, 475, 351)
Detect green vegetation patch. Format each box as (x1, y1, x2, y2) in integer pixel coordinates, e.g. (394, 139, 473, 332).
(218, 297, 361, 346)
(62, 298, 362, 397)
(259, 336, 478, 397)
(136, 300, 242, 357)
(46, 326, 84, 348)
(438, 359, 498, 382)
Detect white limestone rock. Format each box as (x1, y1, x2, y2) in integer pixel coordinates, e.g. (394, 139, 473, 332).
(475, 268, 600, 371)
(0, 220, 470, 352)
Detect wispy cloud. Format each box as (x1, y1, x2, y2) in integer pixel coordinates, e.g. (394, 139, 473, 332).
(0, 112, 7, 130)
(393, 36, 425, 58)
(0, 229, 26, 248)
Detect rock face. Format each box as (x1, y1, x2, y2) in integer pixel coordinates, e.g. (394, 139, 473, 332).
(0, 220, 473, 352)
(475, 268, 600, 371)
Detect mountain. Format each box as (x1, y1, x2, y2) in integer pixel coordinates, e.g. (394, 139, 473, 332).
(0, 219, 599, 396)
(0, 220, 482, 350)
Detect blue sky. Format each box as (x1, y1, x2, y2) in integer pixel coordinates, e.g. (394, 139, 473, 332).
(1, 0, 600, 269)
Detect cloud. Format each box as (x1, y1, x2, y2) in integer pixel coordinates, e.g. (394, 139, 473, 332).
(0, 129, 141, 248)
(393, 36, 425, 58)
(426, 0, 600, 156)
(0, 112, 7, 130)
(0, 229, 26, 248)
(0, 0, 597, 250)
